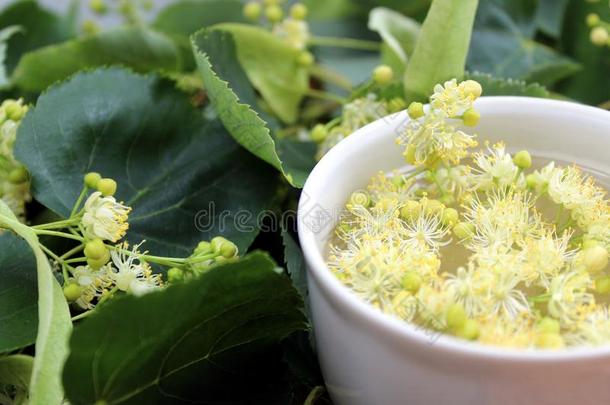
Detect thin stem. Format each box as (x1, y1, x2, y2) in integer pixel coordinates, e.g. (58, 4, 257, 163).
(32, 218, 79, 230)
(71, 311, 93, 322)
(308, 64, 353, 91)
(65, 257, 87, 264)
(39, 244, 71, 282)
(308, 36, 382, 51)
(60, 244, 84, 260)
(304, 88, 347, 104)
(70, 186, 88, 217)
(34, 229, 84, 242)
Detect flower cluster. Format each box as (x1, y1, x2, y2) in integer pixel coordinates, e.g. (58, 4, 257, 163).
(328, 79, 610, 349)
(587, 12, 610, 48)
(0, 99, 31, 220)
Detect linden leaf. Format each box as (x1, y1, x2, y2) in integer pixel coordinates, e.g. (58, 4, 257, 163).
(0, 25, 22, 88)
(63, 252, 308, 404)
(464, 72, 549, 98)
(14, 68, 279, 256)
(12, 27, 182, 92)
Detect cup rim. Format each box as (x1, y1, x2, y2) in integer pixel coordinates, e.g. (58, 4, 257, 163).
(298, 96, 610, 362)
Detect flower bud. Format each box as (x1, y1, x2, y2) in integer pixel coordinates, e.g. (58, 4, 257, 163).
(297, 51, 314, 67)
(401, 272, 422, 293)
(310, 124, 327, 143)
(535, 333, 564, 349)
(462, 108, 480, 127)
(446, 303, 466, 330)
(265, 5, 283, 22)
(582, 245, 608, 273)
(525, 173, 538, 190)
(423, 199, 445, 216)
(595, 276, 610, 294)
(84, 172, 102, 188)
(97, 178, 117, 196)
(582, 239, 599, 250)
(87, 249, 110, 270)
(243, 1, 262, 20)
(349, 191, 370, 207)
(84, 239, 107, 260)
(537, 317, 560, 334)
(407, 102, 425, 119)
(462, 80, 482, 99)
(63, 283, 82, 302)
(89, 0, 107, 14)
(372, 65, 393, 85)
(167, 267, 184, 283)
(439, 194, 455, 207)
(290, 3, 308, 20)
(388, 97, 406, 113)
(195, 240, 212, 255)
(456, 319, 479, 340)
(211, 236, 238, 258)
(442, 208, 459, 226)
(4, 100, 27, 121)
(453, 222, 475, 239)
(400, 200, 420, 221)
(587, 13, 600, 27)
(513, 150, 532, 169)
(591, 27, 609, 46)
(8, 166, 28, 184)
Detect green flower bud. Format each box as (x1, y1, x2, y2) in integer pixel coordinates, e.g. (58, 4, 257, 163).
(84, 172, 102, 188)
(595, 276, 610, 294)
(446, 303, 467, 330)
(243, 1, 262, 21)
(84, 239, 107, 260)
(513, 150, 532, 169)
(97, 178, 117, 196)
(8, 167, 28, 184)
(407, 102, 425, 120)
(195, 241, 212, 255)
(423, 199, 445, 216)
(349, 191, 370, 207)
(167, 267, 184, 283)
(462, 108, 480, 127)
(582, 245, 609, 273)
(4, 100, 26, 121)
(310, 124, 328, 143)
(63, 283, 82, 302)
(582, 239, 600, 250)
(535, 333, 564, 349)
(265, 5, 283, 22)
(456, 319, 480, 340)
(439, 194, 455, 207)
(210, 236, 238, 258)
(399, 200, 420, 221)
(591, 26, 609, 46)
(387, 97, 406, 113)
(87, 249, 110, 270)
(403, 144, 417, 164)
(587, 13, 600, 27)
(372, 65, 393, 85)
(297, 51, 314, 66)
(453, 222, 475, 240)
(290, 3, 308, 20)
(81, 20, 100, 36)
(401, 272, 422, 293)
(89, 0, 107, 14)
(537, 317, 560, 334)
(442, 208, 459, 226)
(525, 173, 538, 190)
(391, 175, 404, 187)
(462, 80, 482, 99)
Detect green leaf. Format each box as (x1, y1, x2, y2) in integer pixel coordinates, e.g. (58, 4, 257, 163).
(0, 201, 72, 405)
(63, 252, 307, 405)
(14, 68, 279, 256)
(0, 25, 21, 88)
(282, 229, 308, 306)
(153, 0, 245, 37)
(12, 27, 182, 92)
(0, 232, 37, 353)
(0, 354, 33, 390)
(535, 0, 569, 38)
(0, 0, 75, 76)
(464, 72, 549, 97)
(403, 0, 479, 102)
(192, 29, 316, 187)
(367, 7, 420, 74)
(211, 23, 309, 124)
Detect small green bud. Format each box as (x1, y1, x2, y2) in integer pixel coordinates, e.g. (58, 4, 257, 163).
(582, 245, 609, 273)
(513, 150, 532, 169)
(290, 3, 308, 20)
(456, 319, 480, 340)
(453, 222, 475, 240)
(388, 97, 406, 113)
(210, 236, 238, 258)
(82, 19, 100, 36)
(535, 333, 564, 349)
(97, 178, 117, 196)
(407, 102, 425, 120)
(167, 267, 184, 283)
(87, 249, 110, 270)
(243, 1, 262, 21)
(401, 272, 422, 293)
(537, 317, 560, 334)
(462, 108, 480, 127)
(297, 51, 314, 66)
(265, 5, 283, 22)
(63, 283, 82, 302)
(587, 13, 600, 27)
(446, 303, 467, 330)
(84, 172, 102, 188)
(591, 26, 609, 46)
(582, 239, 600, 250)
(462, 80, 482, 99)
(84, 239, 107, 260)
(391, 175, 404, 187)
(89, 0, 107, 14)
(525, 173, 538, 190)
(403, 144, 417, 165)
(439, 194, 455, 207)
(595, 276, 610, 294)
(423, 199, 445, 216)
(310, 124, 327, 143)
(349, 191, 370, 207)
(4, 100, 26, 121)
(442, 208, 459, 226)
(399, 200, 420, 221)
(8, 167, 28, 184)
(372, 65, 393, 85)
(195, 241, 212, 254)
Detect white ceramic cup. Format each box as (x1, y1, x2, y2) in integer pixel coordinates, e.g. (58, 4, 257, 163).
(297, 97, 610, 405)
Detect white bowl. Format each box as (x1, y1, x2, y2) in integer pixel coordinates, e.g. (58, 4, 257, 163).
(297, 97, 610, 405)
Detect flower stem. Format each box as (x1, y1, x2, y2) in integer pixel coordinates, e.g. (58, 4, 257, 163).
(70, 186, 88, 217)
(34, 229, 84, 242)
(32, 218, 80, 230)
(305, 88, 348, 104)
(308, 36, 381, 51)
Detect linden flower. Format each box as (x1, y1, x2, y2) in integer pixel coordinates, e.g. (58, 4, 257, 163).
(400, 211, 451, 251)
(477, 314, 536, 348)
(521, 231, 574, 288)
(469, 143, 523, 191)
(565, 307, 610, 347)
(108, 243, 163, 296)
(81, 191, 131, 242)
(430, 79, 479, 117)
(69, 265, 112, 310)
(547, 271, 595, 326)
(272, 18, 310, 50)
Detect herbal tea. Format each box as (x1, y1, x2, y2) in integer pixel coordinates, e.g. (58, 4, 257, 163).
(327, 79, 610, 349)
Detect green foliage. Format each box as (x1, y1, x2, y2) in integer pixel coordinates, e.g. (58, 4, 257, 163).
(0, 354, 33, 392)
(0, 26, 21, 88)
(153, 0, 245, 37)
(403, 0, 479, 102)
(14, 68, 279, 256)
(12, 27, 182, 92)
(0, 232, 37, 353)
(465, 72, 549, 97)
(63, 252, 307, 404)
